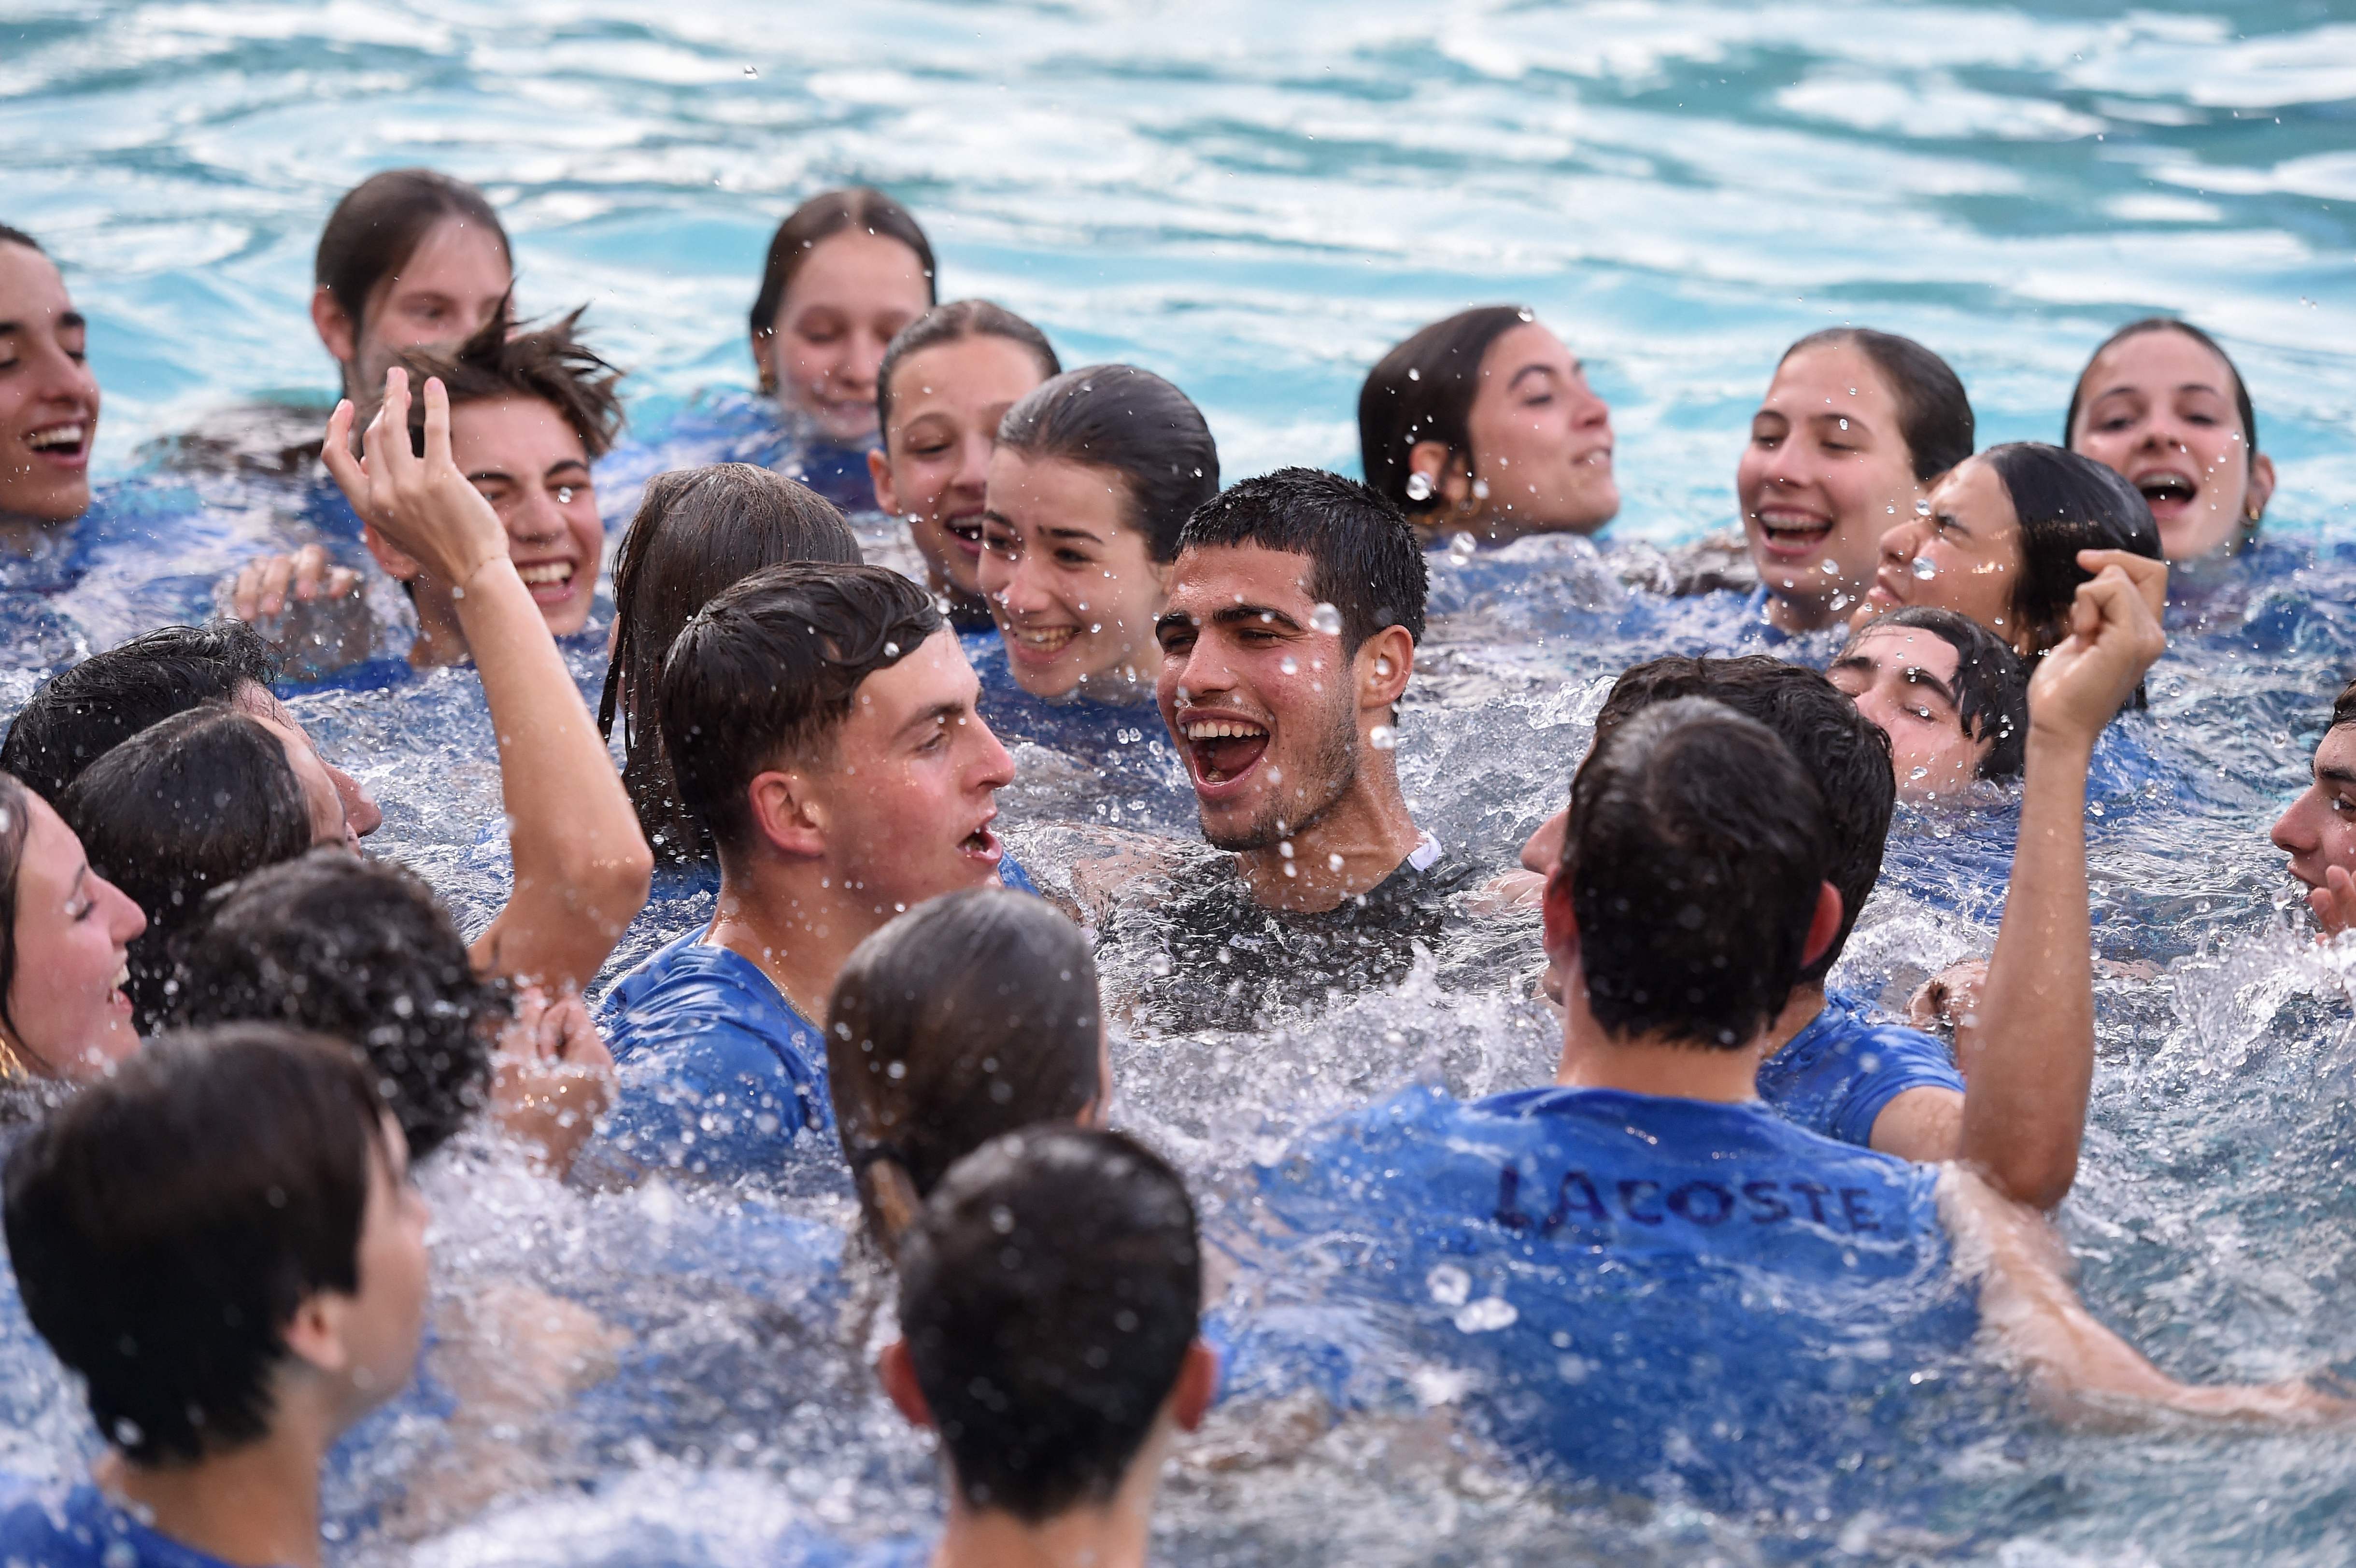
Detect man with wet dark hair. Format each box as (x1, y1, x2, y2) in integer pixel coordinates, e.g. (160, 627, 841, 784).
(0, 1026, 431, 1568)
(594, 560, 1030, 1183)
(1831, 605, 2029, 796)
(877, 1126, 1215, 1566)
(2271, 673, 2356, 938)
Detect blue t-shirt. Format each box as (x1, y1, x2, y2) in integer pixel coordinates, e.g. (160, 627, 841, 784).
(0, 1482, 235, 1568)
(1757, 989, 1964, 1148)
(1225, 1083, 1975, 1506)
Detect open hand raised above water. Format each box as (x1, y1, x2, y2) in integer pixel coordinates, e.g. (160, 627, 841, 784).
(321, 367, 509, 593)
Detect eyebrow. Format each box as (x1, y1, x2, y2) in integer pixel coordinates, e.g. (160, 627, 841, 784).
(1507, 364, 1560, 391)
(896, 699, 967, 741)
(544, 459, 590, 481)
(2095, 381, 2224, 402)
(1896, 666, 1959, 707)
(1830, 653, 1875, 678)
(2318, 764, 2356, 790)
(1208, 602, 1305, 632)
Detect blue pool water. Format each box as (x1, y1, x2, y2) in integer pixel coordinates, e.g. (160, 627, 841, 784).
(8, 2, 2356, 1563)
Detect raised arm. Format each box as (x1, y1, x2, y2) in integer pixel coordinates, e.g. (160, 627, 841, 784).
(322, 371, 653, 995)
(1957, 550, 2166, 1209)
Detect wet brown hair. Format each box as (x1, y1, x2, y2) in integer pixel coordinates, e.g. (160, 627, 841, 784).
(876, 299, 1059, 437)
(397, 309, 624, 460)
(315, 170, 511, 346)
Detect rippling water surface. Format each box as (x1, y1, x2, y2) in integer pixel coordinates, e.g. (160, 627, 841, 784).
(7, 2, 2356, 1564)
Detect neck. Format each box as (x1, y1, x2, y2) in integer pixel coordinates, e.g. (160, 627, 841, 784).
(932, 1441, 1166, 1568)
(0, 511, 64, 553)
(1234, 743, 1423, 913)
(1067, 645, 1161, 707)
(706, 853, 888, 1024)
(1553, 976, 1767, 1103)
(1763, 588, 1845, 635)
(109, 1421, 328, 1568)
(1762, 982, 1828, 1059)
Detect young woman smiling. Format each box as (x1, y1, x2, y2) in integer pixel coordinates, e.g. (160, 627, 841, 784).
(979, 365, 1219, 706)
(750, 188, 936, 455)
(0, 774, 146, 1104)
(1738, 328, 1975, 635)
(0, 226, 100, 537)
(2065, 318, 2274, 564)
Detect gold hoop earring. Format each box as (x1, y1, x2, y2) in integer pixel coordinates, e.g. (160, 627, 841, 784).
(0, 1032, 26, 1083)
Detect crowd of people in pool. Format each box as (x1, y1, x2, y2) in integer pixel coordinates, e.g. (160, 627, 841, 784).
(0, 169, 2353, 1564)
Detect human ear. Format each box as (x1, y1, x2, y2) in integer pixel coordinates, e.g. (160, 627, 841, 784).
(748, 769, 827, 859)
(2247, 452, 2277, 522)
(750, 329, 779, 396)
(1800, 881, 1844, 969)
(1171, 1339, 1219, 1433)
(1407, 440, 1471, 512)
(1358, 625, 1415, 711)
(877, 1339, 934, 1431)
(312, 285, 357, 368)
(1539, 865, 1579, 970)
(280, 1291, 353, 1379)
(868, 448, 900, 517)
(361, 523, 422, 584)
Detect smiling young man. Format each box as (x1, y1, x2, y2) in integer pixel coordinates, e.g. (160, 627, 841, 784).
(2271, 676, 2356, 939)
(0, 225, 99, 534)
(593, 561, 1031, 1183)
(1829, 605, 2027, 800)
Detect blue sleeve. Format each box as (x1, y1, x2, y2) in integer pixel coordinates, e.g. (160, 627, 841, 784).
(1759, 1011, 1963, 1149)
(998, 854, 1038, 896)
(599, 1017, 830, 1182)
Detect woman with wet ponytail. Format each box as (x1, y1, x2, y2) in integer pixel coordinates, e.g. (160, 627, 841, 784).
(825, 886, 1107, 1258)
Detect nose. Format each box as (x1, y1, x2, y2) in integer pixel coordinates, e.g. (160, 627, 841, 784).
(994, 547, 1055, 616)
(508, 487, 566, 547)
(98, 873, 147, 945)
(2272, 793, 2318, 858)
(969, 714, 1018, 791)
(953, 431, 992, 496)
(28, 337, 98, 413)
(1760, 430, 1813, 488)
(1519, 807, 1567, 875)
(1877, 515, 1921, 568)
(843, 329, 887, 396)
(329, 762, 383, 838)
(1570, 382, 1611, 434)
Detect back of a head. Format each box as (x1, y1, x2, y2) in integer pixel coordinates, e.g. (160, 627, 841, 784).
(1592, 656, 1886, 984)
(0, 622, 278, 804)
(316, 169, 512, 342)
(1982, 441, 2162, 651)
(58, 706, 312, 1032)
(172, 849, 503, 1161)
(398, 310, 624, 461)
(3, 1025, 385, 1465)
(657, 561, 945, 859)
(878, 299, 1062, 435)
(1782, 327, 1974, 482)
(1176, 467, 1428, 650)
(897, 1126, 1199, 1524)
(750, 187, 937, 378)
(996, 365, 1219, 564)
(1358, 305, 1533, 517)
(1856, 606, 2030, 780)
(599, 464, 863, 864)
(1568, 697, 1832, 1047)
(827, 888, 1103, 1252)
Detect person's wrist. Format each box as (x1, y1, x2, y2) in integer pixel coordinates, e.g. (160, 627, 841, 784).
(2025, 715, 2101, 762)
(450, 552, 516, 603)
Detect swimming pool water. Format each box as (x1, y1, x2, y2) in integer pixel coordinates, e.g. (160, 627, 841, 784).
(8, 2, 2356, 1563)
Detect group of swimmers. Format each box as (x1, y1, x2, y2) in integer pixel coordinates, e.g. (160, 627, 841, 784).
(0, 169, 2350, 1562)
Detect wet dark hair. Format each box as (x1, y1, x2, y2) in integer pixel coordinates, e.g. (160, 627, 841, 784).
(315, 169, 512, 349)
(877, 299, 1061, 438)
(598, 465, 864, 865)
(749, 187, 937, 393)
(1566, 698, 1832, 1047)
(1357, 306, 1534, 516)
(0, 225, 41, 254)
(659, 562, 944, 859)
(2065, 317, 2259, 468)
(398, 309, 624, 461)
(898, 1126, 1198, 1523)
(827, 888, 1102, 1256)
(994, 365, 1220, 563)
(0, 621, 281, 805)
(2332, 677, 2356, 734)
(1593, 657, 1888, 985)
(1175, 467, 1428, 650)
(1839, 607, 2030, 781)
(58, 706, 313, 1035)
(1780, 327, 1974, 482)
(0, 774, 30, 1052)
(171, 850, 506, 1161)
(4, 1025, 389, 1465)
(1979, 441, 2162, 655)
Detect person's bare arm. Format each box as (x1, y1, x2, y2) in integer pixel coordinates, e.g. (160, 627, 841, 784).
(321, 371, 653, 995)
(1869, 1084, 1964, 1162)
(1955, 551, 2166, 1209)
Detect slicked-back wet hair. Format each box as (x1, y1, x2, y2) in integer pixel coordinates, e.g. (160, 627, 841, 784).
(828, 888, 1102, 1257)
(994, 365, 1219, 564)
(2066, 317, 2259, 466)
(877, 299, 1061, 437)
(1566, 698, 1833, 1047)
(0, 225, 41, 253)
(1592, 657, 1885, 986)
(1358, 305, 1533, 517)
(4, 1026, 389, 1465)
(1980, 441, 2162, 655)
(1781, 327, 1974, 482)
(749, 187, 937, 393)
(598, 464, 863, 865)
(1841, 607, 2030, 781)
(172, 850, 506, 1161)
(658, 561, 944, 860)
(1175, 467, 1427, 650)
(316, 169, 511, 345)
(2332, 677, 2356, 733)
(58, 706, 312, 1035)
(397, 309, 624, 461)
(0, 621, 280, 805)
(898, 1126, 1199, 1523)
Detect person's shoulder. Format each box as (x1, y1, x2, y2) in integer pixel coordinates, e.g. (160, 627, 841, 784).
(0, 1483, 231, 1568)
(598, 930, 818, 1064)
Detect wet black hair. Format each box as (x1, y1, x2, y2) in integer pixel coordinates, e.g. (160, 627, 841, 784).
(0, 621, 281, 805)
(2332, 677, 2356, 734)
(1979, 441, 2162, 656)
(1174, 467, 1428, 650)
(659, 561, 945, 859)
(2065, 317, 2259, 468)
(171, 850, 507, 1161)
(0, 774, 29, 1054)
(1566, 698, 1833, 1047)
(749, 187, 937, 394)
(4, 1025, 389, 1465)
(57, 706, 313, 1035)
(1592, 657, 1888, 986)
(1839, 607, 2030, 781)
(0, 225, 41, 253)
(397, 309, 624, 462)
(598, 464, 863, 866)
(898, 1126, 1198, 1524)
(1780, 327, 1975, 482)
(316, 170, 511, 351)
(877, 299, 1061, 438)
(827, 888, 1102, 1256)
(1357, 305, 1534, 517)
(994, 365, 1220, 564)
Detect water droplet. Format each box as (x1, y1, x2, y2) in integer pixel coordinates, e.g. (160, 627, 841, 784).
(1455, 1297, 1519, 1334)
(1404, 471, 1434, 502)
(1310, 602, 1343, 636)
(1910, 556, 1937, 580)
(1908, 766, 1929, 780)
(1327, 852, 1345, 872)
(1427, 1264, 1471, 1307)
(1470, 478, 1491, 501)
(1914, 497, 1932, 518)
(1448, 530, 1477, 565)
(1277, 840, 1295, 859)
(989, 1204, 1015, 1234)
(1279, 655, 1298, 674)
(1819, 557, 1839, 573)
(1370, 724, 1398, 750)
(743, 64, 759, 76)
(1405, 367, 1421, 381)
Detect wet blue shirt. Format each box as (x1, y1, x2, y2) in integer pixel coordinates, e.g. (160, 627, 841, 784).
(0, 1482, 234, 1568)
(1757, 989, 1964, 1147)
(1224, 1083, 1975, 1506)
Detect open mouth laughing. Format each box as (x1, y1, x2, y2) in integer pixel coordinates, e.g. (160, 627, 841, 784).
(2130, 466, 2200, 517)
(23, 419, 90, 466)
(1753, 505, 1833, 563)
(1181, 713, 1272, 791)
(515, 559, 579, 603)
(959, 811, 1003, 867)
(1006, 622, 1079, 663)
